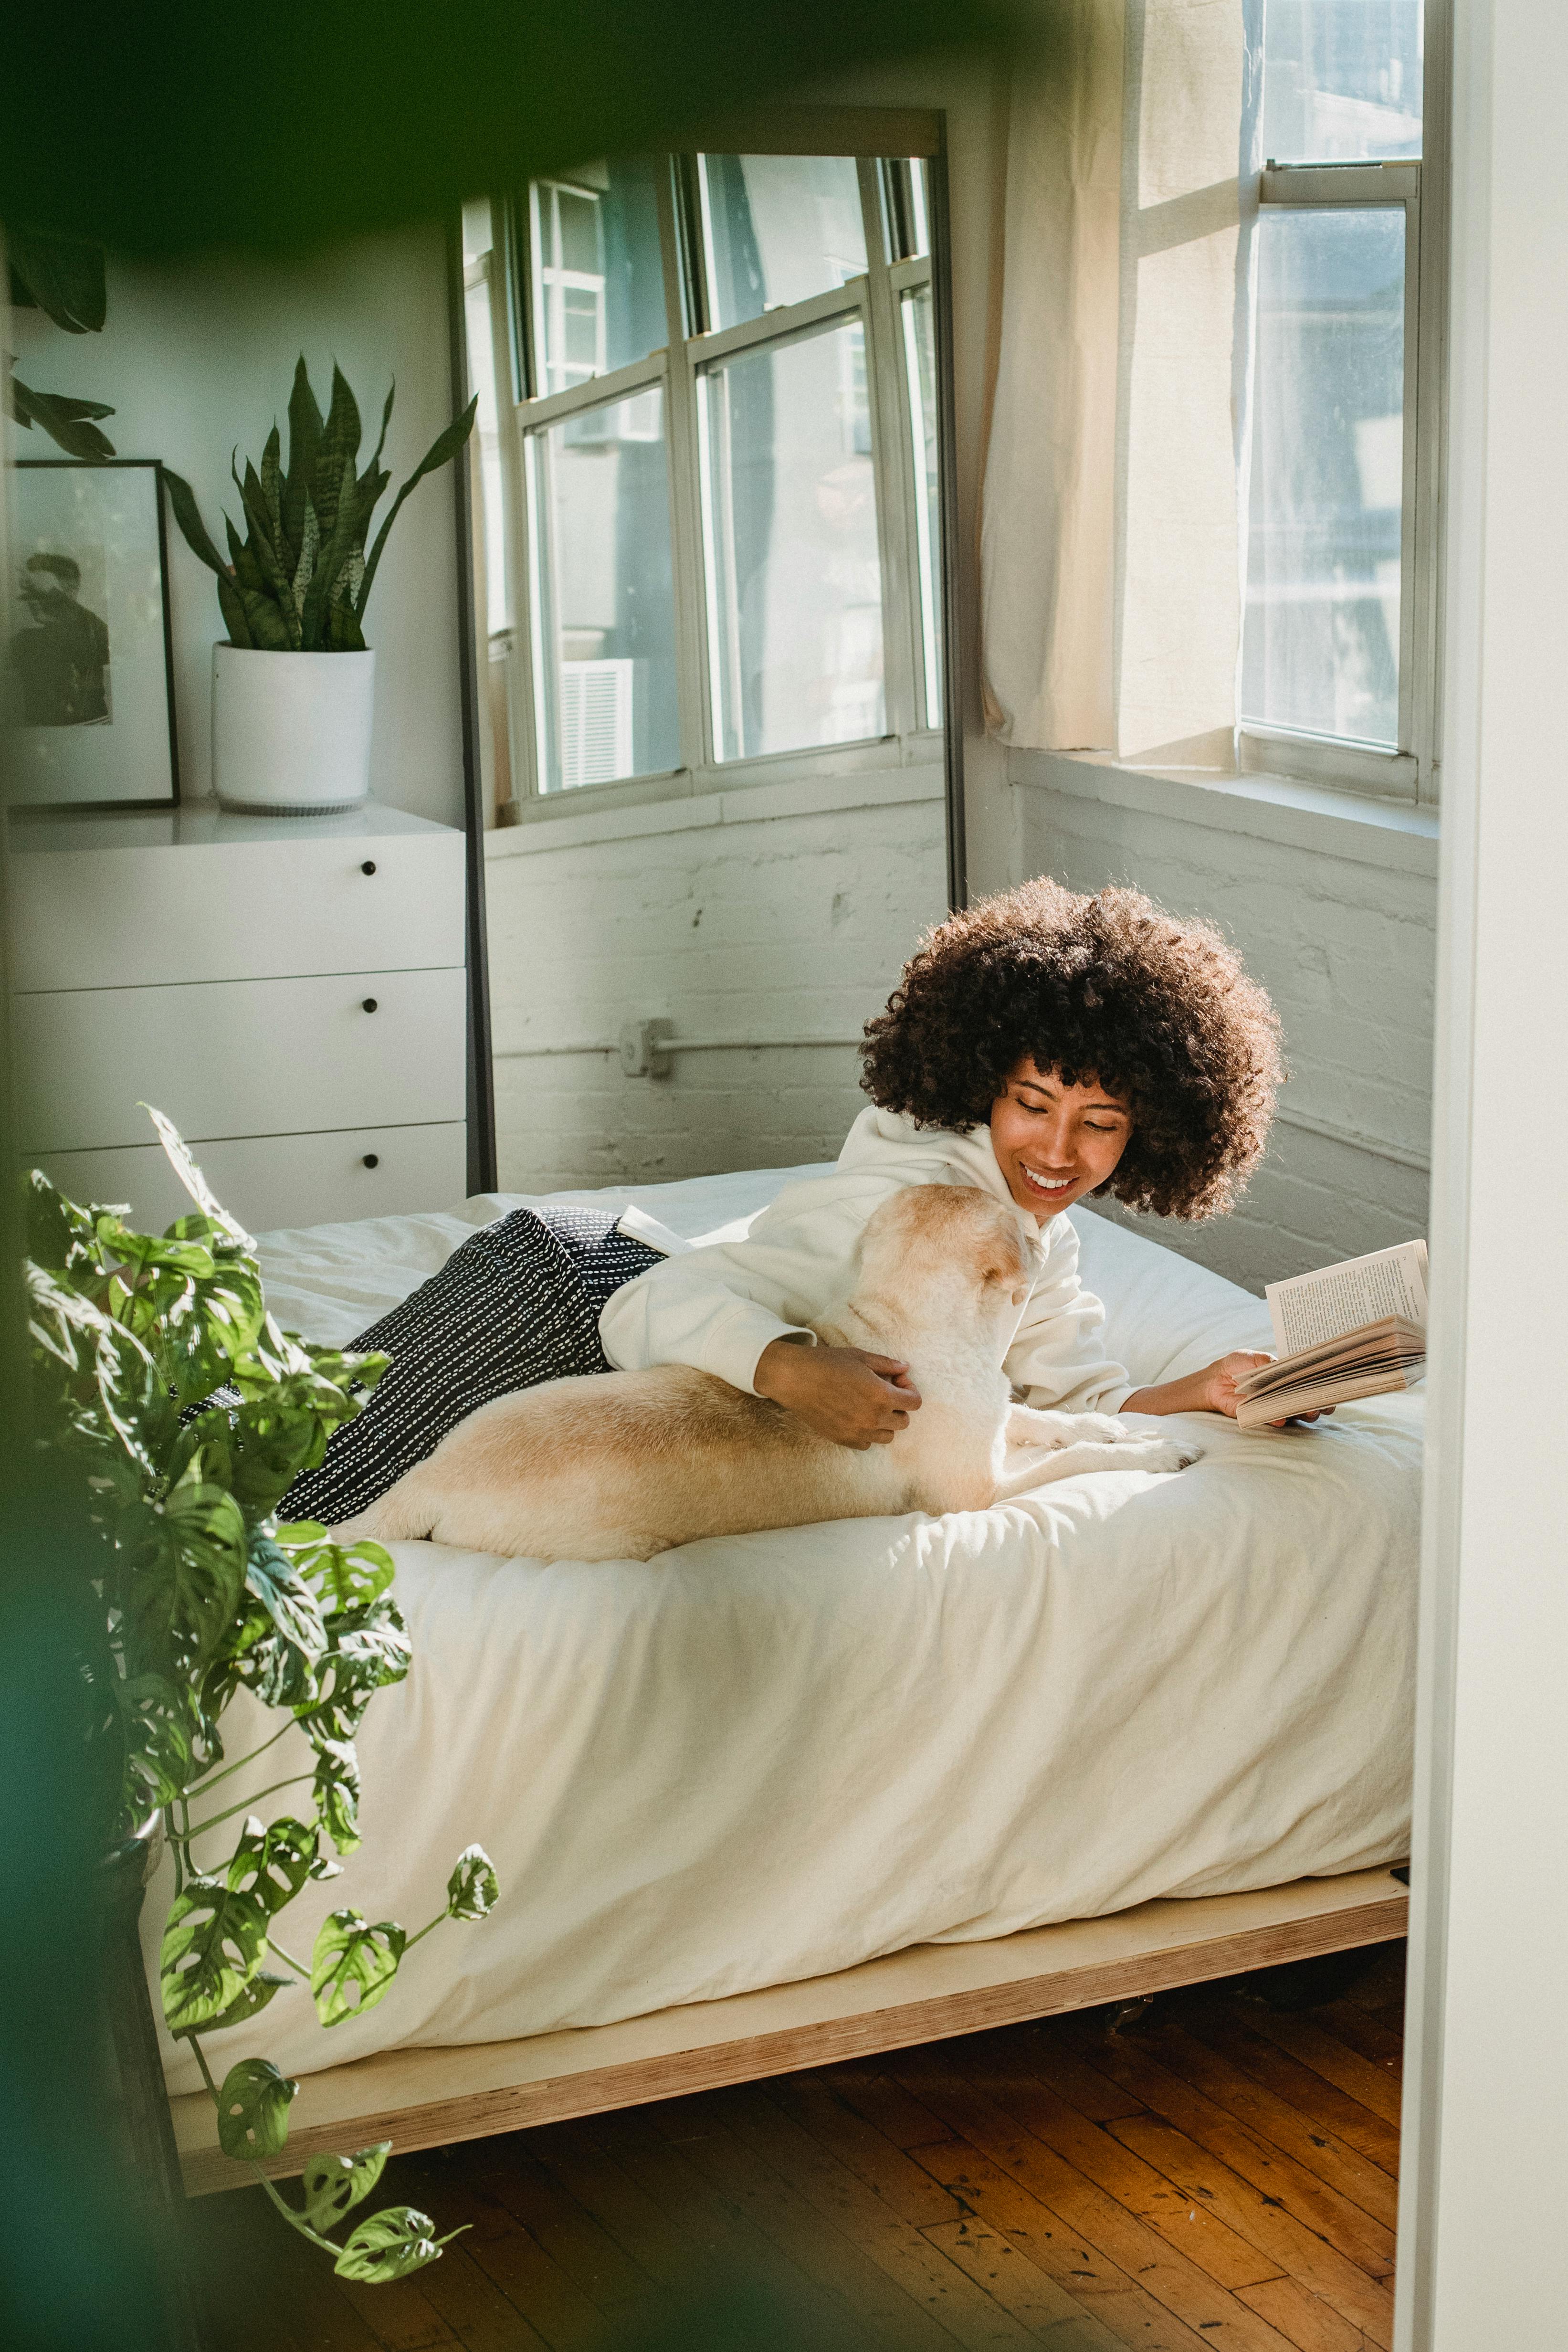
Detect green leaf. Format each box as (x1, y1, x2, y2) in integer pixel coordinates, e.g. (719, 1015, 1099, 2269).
(24, 1168, 103, 1273)
(116, 1672, 202, 1811)
(333, 2205, 465, 2283)
(9, 228, 106, 330)
(282, 356, 325, 553)
(8, 371, 117, 459)
(224, 1813, 319, 1914)
(160, 1875, 269, 2035)
(299, 2141, 389, 2232)
(147, 1110, 256, 1244)
(161, 467, 228, 575)
(356, 395, 477, 627)
(446, 1845, 499, 1923)
(126, 1479, 248, 1673)
(300, 455, 359, 649)
(326, 594, 368, 652)
(311, 1737, 362, 1855)
(291, 491, 320, 622)
(236, 581, 294, 651)
(260, 421, 290, 570)
(246, 1534, 327, 1663)
(232, 453, 300, 647)
(313, 365, 363, 539)
(281, 1525, 395, 1612)
(365, 381, 395, 479)
(187, 1966, 291, 2039)
(311, 1908, 406, 2027)
(216, 570, 253, 648)
(215, 2057, 297, 2160)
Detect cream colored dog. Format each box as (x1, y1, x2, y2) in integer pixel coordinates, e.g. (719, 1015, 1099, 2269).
(333, 1185, 1201, 1563)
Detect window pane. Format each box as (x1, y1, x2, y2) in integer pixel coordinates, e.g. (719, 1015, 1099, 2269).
(461, 199, 493, 264)
(1241, 206, 1405, 749)
(1262, 0, 1423, 161)
(528, 388, 680, 791)
(699, 155, 868, 330)
(901, 286, 943, 728)
(463, 273, 512, 633)
(700, 318, 885, 761)
(532, 160, 667, 397)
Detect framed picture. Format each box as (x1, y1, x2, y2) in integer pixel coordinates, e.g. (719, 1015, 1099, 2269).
(5, 459, 179, 808)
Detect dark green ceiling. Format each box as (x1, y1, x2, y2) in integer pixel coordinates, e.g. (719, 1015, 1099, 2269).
(0, 1, 1027, 255)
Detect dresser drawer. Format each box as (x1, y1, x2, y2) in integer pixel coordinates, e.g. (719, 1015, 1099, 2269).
(8, 816, 464, 991)
(34, 1123, 469, 1238)
(16, 967, 467, 1152)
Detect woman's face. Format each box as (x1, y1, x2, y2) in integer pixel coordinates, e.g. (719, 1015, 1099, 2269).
(988, 1058, 1133, 1221)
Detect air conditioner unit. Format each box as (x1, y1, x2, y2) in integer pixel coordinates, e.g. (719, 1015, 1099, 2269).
(559, 658, 635, 788)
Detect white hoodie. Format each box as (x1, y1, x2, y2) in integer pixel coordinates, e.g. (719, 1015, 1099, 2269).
(599, 1106, 1133, 1414)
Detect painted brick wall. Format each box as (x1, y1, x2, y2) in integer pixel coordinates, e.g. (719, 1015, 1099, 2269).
(484, 768, 949, 1193)
(1012, 758, 1438, 1293)
(483, 753, 1437, 1301)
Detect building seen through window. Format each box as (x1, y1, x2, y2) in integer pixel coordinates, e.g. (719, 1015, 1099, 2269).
(1241, 0, 1438, 798)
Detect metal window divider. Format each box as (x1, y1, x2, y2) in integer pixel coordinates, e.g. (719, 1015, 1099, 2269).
(858, 153, 921, 746)
(658, 159, 715, 779)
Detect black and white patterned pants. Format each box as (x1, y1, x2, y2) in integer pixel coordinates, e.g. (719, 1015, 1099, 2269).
(279, 1206, 662, 1529)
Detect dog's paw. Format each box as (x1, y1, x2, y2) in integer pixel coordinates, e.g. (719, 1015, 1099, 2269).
(1137, 1439, 1204, 1474)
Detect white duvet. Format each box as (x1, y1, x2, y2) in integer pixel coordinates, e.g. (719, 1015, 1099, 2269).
(152, 1170, 1419, 2098)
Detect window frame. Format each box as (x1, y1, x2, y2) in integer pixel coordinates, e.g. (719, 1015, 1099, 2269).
(477, 136, 942, 818)
(1238, 1, 1449, 809)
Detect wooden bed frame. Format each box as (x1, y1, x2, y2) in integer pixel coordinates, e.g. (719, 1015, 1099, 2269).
(172, 1865, 1407, 2196)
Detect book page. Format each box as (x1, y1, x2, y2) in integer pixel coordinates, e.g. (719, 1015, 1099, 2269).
(1265, 1240, 1429, 1357)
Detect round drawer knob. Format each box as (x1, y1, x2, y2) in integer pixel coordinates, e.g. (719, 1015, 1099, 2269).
(362, 996, 378, 1013)
(361, 860, 377, 875)
(362, 1153, 380, 1169)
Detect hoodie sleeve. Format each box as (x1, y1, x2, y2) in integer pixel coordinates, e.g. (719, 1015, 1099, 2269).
(598, 1171, 895, 1396)
(1005, 1213, 1133, 1414)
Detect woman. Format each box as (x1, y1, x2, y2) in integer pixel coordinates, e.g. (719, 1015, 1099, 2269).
(602, 876, 1286, 1444)
(287, 878, 1287, 1528)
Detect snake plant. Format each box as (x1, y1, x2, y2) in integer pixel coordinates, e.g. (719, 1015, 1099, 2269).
(163, 357, 476, 651)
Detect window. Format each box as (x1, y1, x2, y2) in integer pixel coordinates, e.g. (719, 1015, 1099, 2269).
(1240, 0, 1444, 802)
(463, 147, 942, 809)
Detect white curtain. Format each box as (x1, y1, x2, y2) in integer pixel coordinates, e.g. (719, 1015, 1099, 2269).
(981, 0, 1262, 765)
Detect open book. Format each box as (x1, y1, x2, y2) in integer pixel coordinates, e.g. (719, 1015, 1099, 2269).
(1233, 1239, 1428, 1430)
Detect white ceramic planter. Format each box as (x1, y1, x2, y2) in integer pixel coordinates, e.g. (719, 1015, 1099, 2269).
(211, 643, 375, 814)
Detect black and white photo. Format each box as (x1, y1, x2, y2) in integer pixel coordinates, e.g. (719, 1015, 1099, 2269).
(5, 458, 178, 805)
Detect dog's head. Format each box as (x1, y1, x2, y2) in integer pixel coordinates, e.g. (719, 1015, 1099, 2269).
(858, 1184, 1047, 1347)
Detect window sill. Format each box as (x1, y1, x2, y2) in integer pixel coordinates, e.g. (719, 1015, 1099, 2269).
(485, 753, 945, 859)
(1007, 748, 1440, 878)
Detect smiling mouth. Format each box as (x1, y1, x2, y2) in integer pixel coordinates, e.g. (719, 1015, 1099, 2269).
(1019, 1164, 1076, 1196)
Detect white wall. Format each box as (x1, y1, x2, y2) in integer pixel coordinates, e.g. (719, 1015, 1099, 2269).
(10, 228, 465, 825)
(1014, 754, 1437, 1293)
(485, 766, 946, 1190)
(1396, 0, 1568, 2342)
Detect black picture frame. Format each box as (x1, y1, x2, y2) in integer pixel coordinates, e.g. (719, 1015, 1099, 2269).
(7, 457, 180, 810)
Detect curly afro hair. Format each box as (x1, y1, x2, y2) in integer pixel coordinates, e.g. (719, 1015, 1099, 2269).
(859, 878, 1284, 1222)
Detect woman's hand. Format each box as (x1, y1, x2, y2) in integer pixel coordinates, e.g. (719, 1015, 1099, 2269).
(1201, 1350, 1275, 1418)
(755, 1339, 922, 1450)
(1123, 1351, 1331, 1424)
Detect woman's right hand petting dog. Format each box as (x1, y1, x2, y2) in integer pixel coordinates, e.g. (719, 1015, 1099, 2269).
(755, 1338, 922, 1450)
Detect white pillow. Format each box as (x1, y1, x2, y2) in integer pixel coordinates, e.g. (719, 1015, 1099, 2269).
(1069, 1205, 1272, 1390)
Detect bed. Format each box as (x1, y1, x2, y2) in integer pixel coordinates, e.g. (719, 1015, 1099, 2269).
(156, 1166, 1418, 2192)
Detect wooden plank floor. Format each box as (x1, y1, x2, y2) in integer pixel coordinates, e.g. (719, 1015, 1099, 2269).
(181, 1941, 1406, 2352)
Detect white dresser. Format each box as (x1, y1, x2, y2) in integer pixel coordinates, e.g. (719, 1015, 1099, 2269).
(10, 799, 469, 1235)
